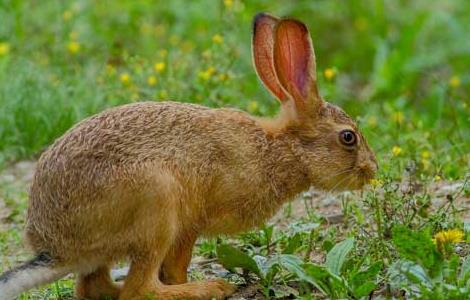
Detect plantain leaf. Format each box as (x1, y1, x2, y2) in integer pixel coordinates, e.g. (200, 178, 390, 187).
(216, 244, 261, 278)
(325, 237, 355, 275)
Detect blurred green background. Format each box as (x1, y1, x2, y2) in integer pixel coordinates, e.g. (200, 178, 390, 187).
(0, 0, 469, 178)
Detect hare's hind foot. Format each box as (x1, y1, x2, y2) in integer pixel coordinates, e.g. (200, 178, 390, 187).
(76, 265, 121, 300)
(119, 279, 235, 300)
(119, 252, 235, 300)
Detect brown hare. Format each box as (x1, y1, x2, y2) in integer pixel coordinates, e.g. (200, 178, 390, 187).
(0, 13, 377, 300)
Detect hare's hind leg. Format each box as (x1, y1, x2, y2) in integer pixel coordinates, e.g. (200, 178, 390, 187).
(76, 265, 121, 300)
(119, 251, 235, 300)
(159, 233, 197, 285)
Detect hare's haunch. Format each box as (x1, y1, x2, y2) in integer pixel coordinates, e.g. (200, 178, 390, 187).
(0, 13, 376, 300)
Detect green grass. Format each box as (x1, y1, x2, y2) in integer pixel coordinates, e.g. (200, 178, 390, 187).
(0, 0, 470, 299)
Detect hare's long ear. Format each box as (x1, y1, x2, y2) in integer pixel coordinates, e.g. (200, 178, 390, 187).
(252, 13, 288, 102)
(273, 19, 323, 117)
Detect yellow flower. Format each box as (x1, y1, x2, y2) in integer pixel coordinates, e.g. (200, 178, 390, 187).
(247, 101, 259, 113)
(449, 75, 461, 88)
(324, 68, 336, 80)
(0, 42, 10, 56)
(421, 151, 431, 159)
(63, 10, 73, 21)
(392, 111, 404, 124)
(392, 146, 402, 157)
(147, 76, 157, 86)
(67, 41, 80, 54)
(422, 159, 431, 171)
(367, 116, 378, 127)
(198, 67, 216, 81)
(120, 73, 130, 84)
(224, 0, 233, 8)
(217, 73, 229, 81)
(433, 229, 464, 249)
(369, 178, 383, 187)
(434, 175, 442, 181)
(212, 34, 224, 44)
(154, 62, 166, 73)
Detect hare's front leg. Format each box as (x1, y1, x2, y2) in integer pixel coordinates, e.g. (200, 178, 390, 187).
(159, 233, 197, 284)
(76, 265, 121, 300)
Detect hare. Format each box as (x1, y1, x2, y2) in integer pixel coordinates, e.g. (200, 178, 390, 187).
(0, 13, 377, 300)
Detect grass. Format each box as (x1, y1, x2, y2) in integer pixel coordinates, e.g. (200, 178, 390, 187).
(0, 0, 469, 299)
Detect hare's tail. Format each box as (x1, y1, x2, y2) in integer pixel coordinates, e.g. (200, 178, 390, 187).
(0, 253, 69, 300)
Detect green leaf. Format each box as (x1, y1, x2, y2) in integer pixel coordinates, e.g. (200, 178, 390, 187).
(274, 254, 313, 284)
(283, 233, 302, 254)
(391, 225, 442, 277)
(325, 237, 355, 275)
(302, 263, 334, 295)
(216, 244, 261, 277)
(353, 281, 376, 298)
(351, 262, 382, 297)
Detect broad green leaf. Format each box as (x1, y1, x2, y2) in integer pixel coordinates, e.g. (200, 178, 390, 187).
(274, 254, 313, 284)
(389, 260, 433, 289)
(283, 233, 302, 254)
(303, 263, 333, 295)
(325, 237, 355, 275)
(391, 225, 442, 277)
(216, 244, 261, 277)
(351, 262, 383, 297)
(353, 281, 376, 298)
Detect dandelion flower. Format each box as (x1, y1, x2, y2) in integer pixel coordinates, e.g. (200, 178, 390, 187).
(324, 68, 336, 80)
(0, 42, 10, 56)
(433, 229, 465, 254)
(421, 151, 431, 159)
(392, 146, 402, 157)
(217, 73, 229, 81)
(212, 34, 224, 44)
(120, 73, 130, 84)
(369, 179, 383, 187)
(449, 76, 461, 88)
(198, 67, 216, 81)
(392, 111, 404, 124)
(154, 62, 166, 73)
(63, 10, 73, 21)
(247, 101, 259, 113)
(67, 41, 80, 54)
(147, 76, 157, 86)
(224, 0, 233, 8)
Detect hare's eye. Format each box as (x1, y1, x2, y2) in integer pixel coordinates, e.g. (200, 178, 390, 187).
(339, 130, 356, 146)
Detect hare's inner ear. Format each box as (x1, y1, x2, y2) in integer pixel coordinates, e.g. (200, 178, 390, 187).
(273, 19, 322, 117)
(252, 13, 288, 102)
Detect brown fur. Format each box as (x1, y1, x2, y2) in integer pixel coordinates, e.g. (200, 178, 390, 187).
(3, 13, 377, 300)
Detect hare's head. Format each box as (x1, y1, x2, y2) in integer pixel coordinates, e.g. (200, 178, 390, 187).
(253, 13, 377, 191)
